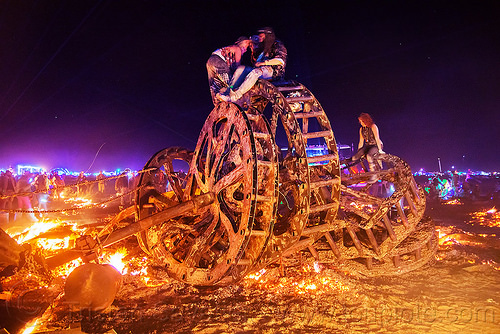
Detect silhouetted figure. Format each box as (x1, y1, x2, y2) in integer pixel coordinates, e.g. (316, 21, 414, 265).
(0, 170, 17, 223)
(97, 171, 106, 194)
(115, 171, 130, 209)
(16, 172, 37, 222)
(76, 171, 88, 197)
(34, 172, 50, 215)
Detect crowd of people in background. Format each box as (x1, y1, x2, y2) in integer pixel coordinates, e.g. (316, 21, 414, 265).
(0, 169, 142, 223)
(416, 170, 500, 202)
(1, 25, 498, 225)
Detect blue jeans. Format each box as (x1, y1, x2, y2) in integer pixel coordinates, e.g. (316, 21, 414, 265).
(206, 55, 230, 104)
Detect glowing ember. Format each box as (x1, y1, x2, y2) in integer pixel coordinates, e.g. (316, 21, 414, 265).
(21, 318, 41, 334)
(443, 199, 463, 205)
(124, 256, 166, 287)
(246, 269, 267, 281)
(436, 227, 456, 246)
(55, 258, 85, 278)
(482, 259, 500, 270)
(103, 247, 128, 274)
(469, 207, 500, 227)
(244, 266, 354, 296)
(487, 207, 497, 214)
(348, 201, 376, 214)
(63, 196, 93, 208)
(10, 220, 61, 244)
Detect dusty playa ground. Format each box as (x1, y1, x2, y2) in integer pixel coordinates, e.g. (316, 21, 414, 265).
(2, 198, 500, 334)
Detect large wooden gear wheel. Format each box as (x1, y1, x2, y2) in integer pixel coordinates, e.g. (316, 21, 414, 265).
(137, 103, 278, 285)
(135, 146, 194, 255)
(303, 153, 431, 275)
(235, 79, 342, 267)
(131, 79, 437, 285)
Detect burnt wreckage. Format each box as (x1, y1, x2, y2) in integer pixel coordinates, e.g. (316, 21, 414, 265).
(109, 79, 437, 285)
(9, 79, 438, 288)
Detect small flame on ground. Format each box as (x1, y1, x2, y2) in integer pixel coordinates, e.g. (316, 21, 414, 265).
(443, 199, 463, 205)
(486, 207, 497, 214)
(348, 201, 376, 214)
(469, 207, 500, 228)
(12, 221, 60, 244)
(21, 318, 41, 334)
(244, 266, 353, 296)
(63, 196, 93, 208)
(104, 247, 128, 274)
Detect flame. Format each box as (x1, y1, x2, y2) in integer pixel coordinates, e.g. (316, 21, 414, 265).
(62, 196, 106, 210)
(7, 219, 85, 260)
(63, 196, 93, 208)
(469, 207, 500, 227)
(103, 247, 128, 274)
(21, 318, 41, 334)
(244, 265, 353, 296)
(12, 221, 60, 244)
(348, 201, 376, 214)
(487, 207, 497, 214)
(55, 258, 84, 278)
(443, 199, 463, 205)
(129, 257, 167, 287)
(246, 268, 267, 281)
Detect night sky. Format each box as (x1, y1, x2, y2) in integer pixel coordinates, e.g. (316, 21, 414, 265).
(1, 1, 499, 173)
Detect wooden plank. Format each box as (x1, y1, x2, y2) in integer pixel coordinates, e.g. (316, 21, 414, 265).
(365, 228, 380, 255)
(382, 214, 398, 241)
(324, 232, 342, 258)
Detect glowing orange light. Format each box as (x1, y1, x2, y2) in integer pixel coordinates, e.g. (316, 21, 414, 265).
(469, 207, 500, 228)
(487, 207, 497, 214)
(443, 199, 463, 205)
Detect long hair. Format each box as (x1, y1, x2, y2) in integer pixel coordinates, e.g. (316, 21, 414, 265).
(358, 113, 374, 127)
(235, 36, 254, 66)
(258, 27, 276, 55)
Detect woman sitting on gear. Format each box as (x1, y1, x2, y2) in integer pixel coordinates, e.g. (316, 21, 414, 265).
(345, 113, 384, 172)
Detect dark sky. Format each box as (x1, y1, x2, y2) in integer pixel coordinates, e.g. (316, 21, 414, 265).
(1, 0, 499, 173)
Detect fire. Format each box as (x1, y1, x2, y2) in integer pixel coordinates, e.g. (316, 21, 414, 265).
(436, 226, 486, 248)
(436, 227, 458, 246)
(348, 201, 376, 214)
(129, 257, 167, 287)
(443, 199, 463, 205)
(62, 196, 93, 208)
(244, 265, 354, 296)
(246, 268, 267, 281)
(21, 318, 42, 334)
(469, 207, 500, 227)
(482, 259, 500, 271)
(103, 247, 128, 274)
(11, 220, 61, 244)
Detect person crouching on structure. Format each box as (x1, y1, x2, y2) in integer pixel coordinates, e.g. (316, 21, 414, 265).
(206, 36, 253, 105)
(345, 113, 384, 172)
(217, 27, 287, 102)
